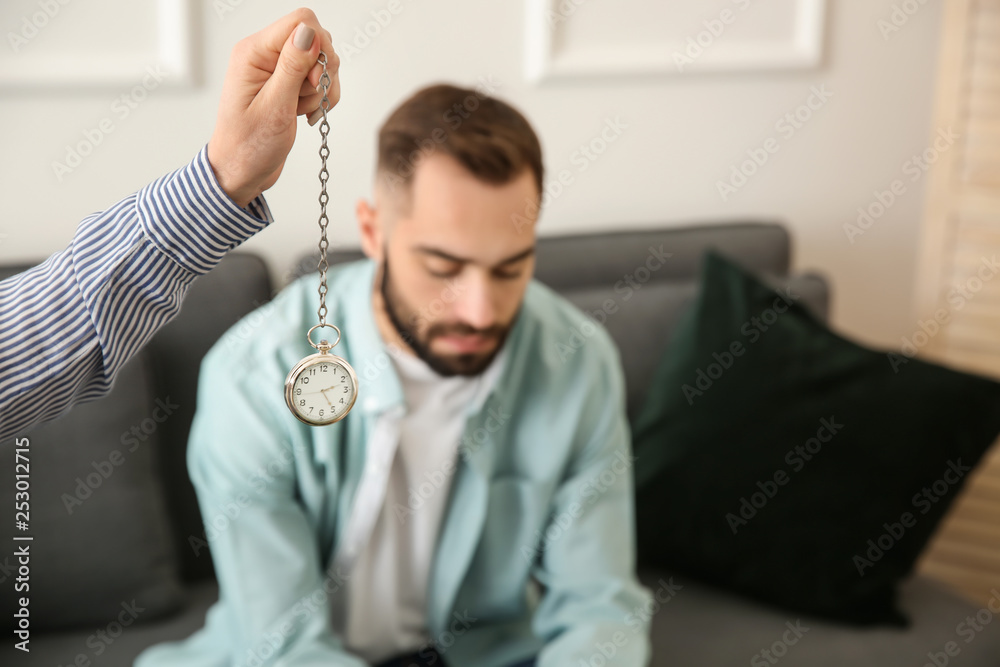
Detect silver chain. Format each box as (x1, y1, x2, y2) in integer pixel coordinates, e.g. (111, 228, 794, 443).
(316, 52, 332, 326)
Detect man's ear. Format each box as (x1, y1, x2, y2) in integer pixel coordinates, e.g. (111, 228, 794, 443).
(356, 197, 383, 261)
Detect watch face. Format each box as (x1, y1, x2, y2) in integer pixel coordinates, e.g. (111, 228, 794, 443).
(286, 356, 358, 425)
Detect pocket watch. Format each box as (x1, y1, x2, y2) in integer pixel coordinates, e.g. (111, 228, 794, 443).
(283, 52, 359, 426)
(285, 324, 359, 426)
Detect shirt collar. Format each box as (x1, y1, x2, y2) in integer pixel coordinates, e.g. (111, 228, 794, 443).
(342, 258, 404, 416)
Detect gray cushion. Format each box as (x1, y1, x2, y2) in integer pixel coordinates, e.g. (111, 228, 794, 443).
(557, 272, 829, 422)
(0, 581, 219, 667)
(145, 252, 273, 583)
(641, 569, 1000, 665)
(532, 221, 793, 288)
(0, 350, 182, 631)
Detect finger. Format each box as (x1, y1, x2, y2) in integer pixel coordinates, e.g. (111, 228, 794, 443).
(258, 21, 322, 115)
(300, 75, 319, 97)
(326, 48, 341, 76)
(306, 62, 323, 90)
(297, 91, 322, 116)
(248, 8, 322, 60)
(307, 42, 338, 89)
(307, 47, 340, 110)
(319, 30, 336, 66)
(326, 70, 341, 109)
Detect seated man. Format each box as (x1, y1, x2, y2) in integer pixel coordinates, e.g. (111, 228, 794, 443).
(137, 83, 652, 667)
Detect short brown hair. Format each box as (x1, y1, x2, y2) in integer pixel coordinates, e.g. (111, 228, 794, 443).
(377, 83, 544, 204)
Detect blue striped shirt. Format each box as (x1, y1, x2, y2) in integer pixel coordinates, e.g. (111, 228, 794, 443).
(0, 145, 273, 440)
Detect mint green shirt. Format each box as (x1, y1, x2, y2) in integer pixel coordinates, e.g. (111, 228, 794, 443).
(136, 257, 653, 667)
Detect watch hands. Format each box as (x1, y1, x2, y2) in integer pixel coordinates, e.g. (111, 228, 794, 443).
(320, 387, 334, 407)
(301, 385, 338, 394)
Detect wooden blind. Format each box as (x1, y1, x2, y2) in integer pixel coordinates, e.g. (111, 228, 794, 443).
(913, 0, 1000, 605)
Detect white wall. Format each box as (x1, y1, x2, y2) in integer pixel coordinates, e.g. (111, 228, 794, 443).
(0, 0, 943, 349)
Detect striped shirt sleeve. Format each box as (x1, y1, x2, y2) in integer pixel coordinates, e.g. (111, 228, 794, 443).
(0, 144, 274, 440)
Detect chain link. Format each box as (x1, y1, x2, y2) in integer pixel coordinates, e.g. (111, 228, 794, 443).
(316, 52, 332, 326)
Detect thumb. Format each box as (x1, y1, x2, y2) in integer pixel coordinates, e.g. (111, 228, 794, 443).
(260, 22, 318, 114)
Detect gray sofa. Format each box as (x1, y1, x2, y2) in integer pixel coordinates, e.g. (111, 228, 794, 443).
(2, 222, 998, 666)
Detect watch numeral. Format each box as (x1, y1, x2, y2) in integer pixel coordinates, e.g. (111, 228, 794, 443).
(299, 399, 305, 406)
(302, 377, 309, 384)
(295, 388, 302, 395)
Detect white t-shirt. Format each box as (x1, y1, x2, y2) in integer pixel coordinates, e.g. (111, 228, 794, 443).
(333, 345, 506, 663)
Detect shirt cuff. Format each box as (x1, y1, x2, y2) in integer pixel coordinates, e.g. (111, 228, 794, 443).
(136, 144, 274, 275)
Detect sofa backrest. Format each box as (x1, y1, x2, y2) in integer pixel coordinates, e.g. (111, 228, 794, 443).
(0, 221, 830, 593)
(311, 222, 830, 422)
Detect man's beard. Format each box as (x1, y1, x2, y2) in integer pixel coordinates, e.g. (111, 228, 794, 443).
(379, 252, 514, 377)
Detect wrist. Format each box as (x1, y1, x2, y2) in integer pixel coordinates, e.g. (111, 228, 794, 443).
(137, 146, 273, 276)
(207, 139, 256, 209)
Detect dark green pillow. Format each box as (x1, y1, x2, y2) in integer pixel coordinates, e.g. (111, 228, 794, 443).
(632, 250, 1000, 626)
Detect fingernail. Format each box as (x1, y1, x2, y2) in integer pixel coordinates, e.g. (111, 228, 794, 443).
(293, 23, 315, 51)
(308, 107, 324, 126)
